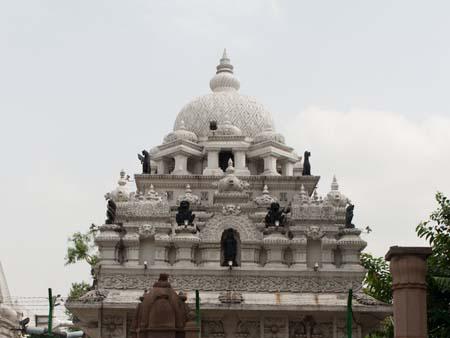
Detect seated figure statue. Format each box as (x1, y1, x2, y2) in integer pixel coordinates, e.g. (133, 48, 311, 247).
(265, 202, 290, 227)
(175, 200, 195, 226)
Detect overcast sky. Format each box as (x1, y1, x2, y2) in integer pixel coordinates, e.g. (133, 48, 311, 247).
(1, 1, 450, 300)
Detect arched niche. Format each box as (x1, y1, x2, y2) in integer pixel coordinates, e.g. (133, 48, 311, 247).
(220, 228, 241, 267)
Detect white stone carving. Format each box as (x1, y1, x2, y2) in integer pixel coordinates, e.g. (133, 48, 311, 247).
(214, 159, 250, 193)
(138, 224, 156, 239)
(105, 169, 131, 202)
(102, 315, 124, 338)
(218, 291, 244, 304)
(305, 226, 325, 240)
(254, 185, 277, 206)
(221, 204, 242, 216)
(174, 52, 274, 138)
(163, 120, 198, 144)
(99, 274, 362, 293)
(176, 184, 200, 206)
(200, 215, 261, 242)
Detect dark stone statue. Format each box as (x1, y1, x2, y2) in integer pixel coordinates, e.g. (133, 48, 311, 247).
(265, 202, 290, 227)
(105, 199, 117, 224)
(345, 203, 355, 228)
(138, 150, 151, 174)
(175, 200, 195, 226)
(302, 151, 311, 176)
(223, 229, 237, 266)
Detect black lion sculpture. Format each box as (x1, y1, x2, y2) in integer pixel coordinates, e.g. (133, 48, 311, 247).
(265, 202, 290, 227)
(176, 200, 195, 226)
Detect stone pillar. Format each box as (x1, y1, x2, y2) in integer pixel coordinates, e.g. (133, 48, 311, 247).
(263, 233, 289, 268)
(337, 228, 367, 269)
(95, 226, 121, 265)
(385, 246, 432, 338)
(321, 237, 337, 269)
(156, 160, 166, 174)
(282, 162, 294, 176)
(153, 236, 171, 267)
(123, 233, 140, 266)
(262, 155, 279, 176)
(233, 150, 250, 176)
(203, 149, 223, 176)
(291, 237, 307, 269)
(199, 243, 221, 267)
(173, 231, 200, 267)
(172, 154, 189, 175)
(241, 244, 259, 267)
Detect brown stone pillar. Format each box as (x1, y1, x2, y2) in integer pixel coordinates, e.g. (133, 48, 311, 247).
(385, 246, 432, 338)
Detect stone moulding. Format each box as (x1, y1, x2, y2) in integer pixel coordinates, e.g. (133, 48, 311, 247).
(99, 274, 362, 293)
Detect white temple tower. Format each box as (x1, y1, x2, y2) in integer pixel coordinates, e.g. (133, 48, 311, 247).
(67, 51, 391, 338)
(0, 262, 21, 338)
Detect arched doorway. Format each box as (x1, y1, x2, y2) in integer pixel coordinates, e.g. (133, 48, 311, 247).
(220, 228, 241, 267)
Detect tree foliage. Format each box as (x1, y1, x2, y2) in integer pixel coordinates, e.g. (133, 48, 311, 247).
(360, 253, 392, 304)
(362, 192, 450, 338)
(416, 192, 450, 338)
(65, 224, 99, 269)
(65, 281, 91, 325)
(67, 281, 91, 301)
(360, 253, 393, 338)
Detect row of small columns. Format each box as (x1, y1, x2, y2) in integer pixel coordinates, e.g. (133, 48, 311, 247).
(204, 148, 295, 176)
(150, 236, 361, 269)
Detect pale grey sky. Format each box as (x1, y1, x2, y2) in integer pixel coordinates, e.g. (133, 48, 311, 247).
(1, 1, 450, 300)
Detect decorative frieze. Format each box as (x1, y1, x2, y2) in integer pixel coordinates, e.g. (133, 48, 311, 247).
(99, 274, 362, 293)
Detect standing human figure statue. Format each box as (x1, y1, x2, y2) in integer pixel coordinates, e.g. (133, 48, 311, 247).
(223, 229, 237, 266)
(302, 151, 311, 176)
(105, 199, 117, 224)
(138, 150, 151, 174)
(345, 203, 355, 228)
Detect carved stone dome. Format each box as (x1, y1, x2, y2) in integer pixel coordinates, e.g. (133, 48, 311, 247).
(253, 127, 285, 144)
(163, 120, 198, 144)
(173, 50, 275, 138)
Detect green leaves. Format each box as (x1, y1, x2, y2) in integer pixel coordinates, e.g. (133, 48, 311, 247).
(67, 281, 91, 301)
(65, 225, 99, 268)
(360, 253, 393, 304)
(416, 192, 450, 338)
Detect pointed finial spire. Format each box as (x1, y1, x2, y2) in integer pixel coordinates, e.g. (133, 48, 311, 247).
(331, 175, 339, 191)
(222, 48, 228, 59)
(216, 48, 233, 74)
(210, 49, 240, 92)
(186, 184, 192, 193)
(262, 184, 269, 194)
(225, 157, 235, 174)
(300, 184, 307, 197)
(313, 189, 319, 201)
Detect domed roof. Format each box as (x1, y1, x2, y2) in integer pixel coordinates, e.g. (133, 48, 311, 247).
(253, 127, 285, 144)
(173, 50, 275, 138)
(215, 115, 243, 136)
(163, 120, 198, 144)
